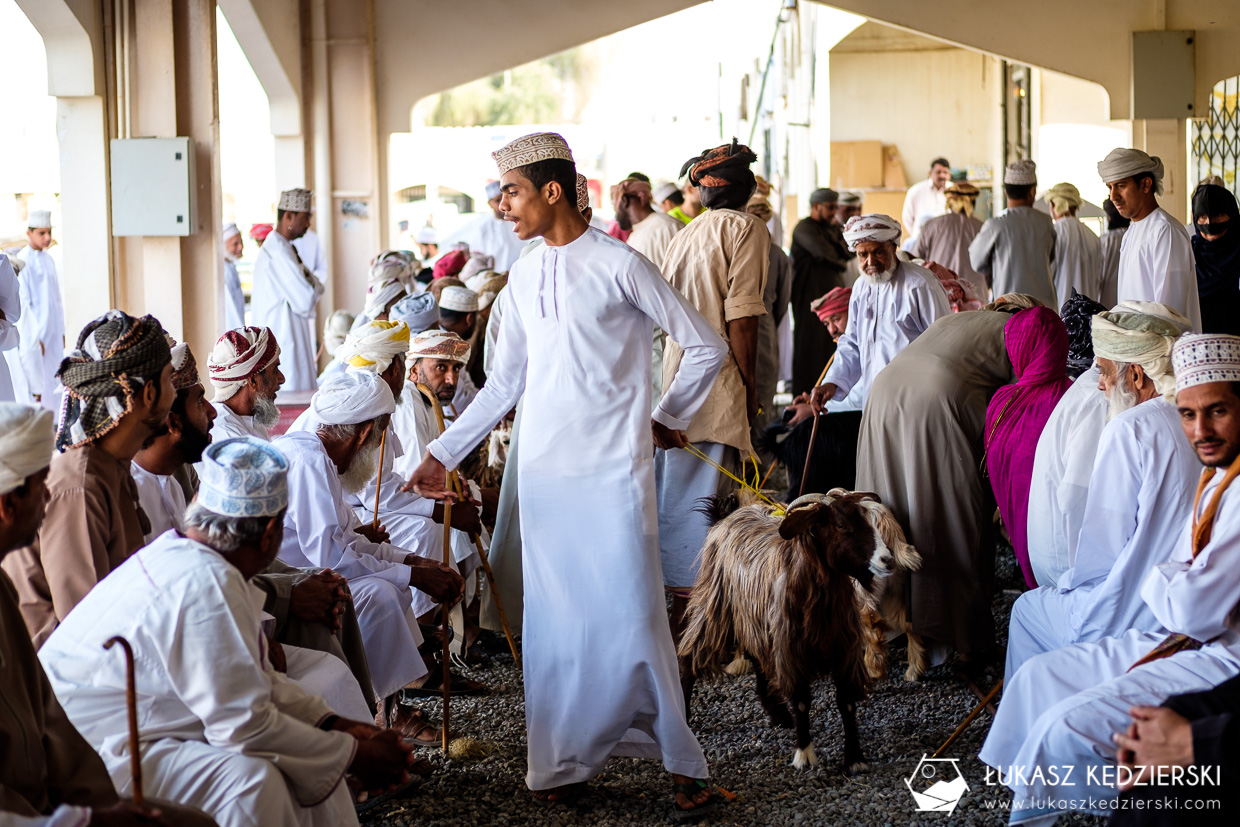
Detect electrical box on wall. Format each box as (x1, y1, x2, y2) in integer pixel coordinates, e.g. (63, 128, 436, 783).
(1132, 31, 1195, 120)
(110, 137, 195, 236)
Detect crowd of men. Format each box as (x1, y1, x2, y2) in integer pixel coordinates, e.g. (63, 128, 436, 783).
(1, 131, 1238, 827)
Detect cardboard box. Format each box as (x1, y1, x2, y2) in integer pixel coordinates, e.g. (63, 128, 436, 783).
(856, 189, 908, 229)
(829, 141, 884, 190)
(882, 145, 908, 189)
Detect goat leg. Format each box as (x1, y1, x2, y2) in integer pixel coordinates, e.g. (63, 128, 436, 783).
(678, 657, 697, 720)
(790, 679, 817, 769)
(834, 677, 869, 775)
(753, 666, 793, 730)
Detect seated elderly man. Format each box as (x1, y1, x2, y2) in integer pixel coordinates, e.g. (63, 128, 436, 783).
(272, 370, 464, 737)
(0, 404, 215, 827)
(810, 214, 951, 413)
(205, 326, 284, 442)
(39, 437, 420, 827)
(1006, 304, 1196, 680)
(1025, 292, 1109, 586)
(134, 340, 372, 723)
(289, 321, 482, 622)
(980, 333, 1240, 825)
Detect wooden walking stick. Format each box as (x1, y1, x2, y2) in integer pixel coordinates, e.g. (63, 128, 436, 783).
(439, 493, 452, 751)
(372, 427, 387, 531)
(103, 636, 144, 806)
(799, 353, 836, 498)
(416, 383, 522, 665)
(933, 679, 1003, 758)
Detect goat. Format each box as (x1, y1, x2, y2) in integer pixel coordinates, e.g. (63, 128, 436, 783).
(456, 422, 512, 490)
(679, 492, 893, 773)
(821, 488, 927, 682)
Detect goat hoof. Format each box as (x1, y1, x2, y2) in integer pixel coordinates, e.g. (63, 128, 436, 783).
(844, 760, 870, 776)
(791, 744, 818, 769)
(903, 666, 923, 683)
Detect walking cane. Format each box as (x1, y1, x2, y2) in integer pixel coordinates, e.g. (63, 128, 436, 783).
(415, 383, 522, 665)
(933, 679, 1003, 758)
(799, 353, 836, 497)
(439, 493, 452, 751)
(372, 427, 387, 531)
(103, 636, 144, 806)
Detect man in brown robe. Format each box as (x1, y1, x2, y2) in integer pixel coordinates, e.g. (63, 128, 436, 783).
(0, 402, 213, 826)
(2, 310, 174, 645)
(854, 299, 1030, 662)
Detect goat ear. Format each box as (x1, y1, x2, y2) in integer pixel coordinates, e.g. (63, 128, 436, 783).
(778, 502, 829, 540)
(854, 491, 882, 505)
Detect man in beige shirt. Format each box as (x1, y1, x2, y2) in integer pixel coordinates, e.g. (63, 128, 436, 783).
(2, 310, 175, 646)
(656, 141, 768, 694)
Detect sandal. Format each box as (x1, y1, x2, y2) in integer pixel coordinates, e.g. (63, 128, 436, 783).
(401, 662, 489, 698)
(388, 705, 443, 747)
(531, 781, 588, 808)
(671, 778, 724, 822)
(354, 776, 423, 815)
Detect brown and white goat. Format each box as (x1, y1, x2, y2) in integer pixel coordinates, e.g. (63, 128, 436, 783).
(678, 492, 894, 773)
(822, 488, 927, 682)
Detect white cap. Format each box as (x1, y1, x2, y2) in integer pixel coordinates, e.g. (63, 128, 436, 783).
(439, 286, 479, 312)
(415, 226, 438, 245)
(277, 188, 313, 213)
(27, 210, 51, 229)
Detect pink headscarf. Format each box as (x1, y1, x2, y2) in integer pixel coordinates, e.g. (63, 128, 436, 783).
(984, 307, 1070, 588)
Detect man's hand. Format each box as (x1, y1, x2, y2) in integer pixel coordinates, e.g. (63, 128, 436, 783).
(652, 419, 688, 450)
(401, 453, 460, 501)
(355, 523, 390, 545)
(290, 570, 348, 630)
(331, 716, 384, 741)
(409, 560, 465, 606)
(88, 802, 169, 826)
(745, 385, 761, 423)
(785, 401, 814, 428)
(268, 640, 288, 673)
(449, 502, 482, 536)
(809, 382, 838, 414)
(349, 728, 416, 793)
(479, 487, 499, 525)
(1113, 705, 1195, 790)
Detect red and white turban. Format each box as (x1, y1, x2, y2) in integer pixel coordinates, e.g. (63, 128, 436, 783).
(842, 214, 902, 251)
(208, 326, 281, 402)
(407, 330, 471, 364)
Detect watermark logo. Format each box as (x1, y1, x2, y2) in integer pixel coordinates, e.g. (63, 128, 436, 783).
(906, 755, 969, 814)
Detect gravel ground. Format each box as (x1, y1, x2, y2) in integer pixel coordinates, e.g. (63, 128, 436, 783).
(364, 547, 1107, 827)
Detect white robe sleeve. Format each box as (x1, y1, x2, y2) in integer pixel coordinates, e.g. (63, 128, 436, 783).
(619, 256, 727, 431)
(1140, 495, 1240, 643)
(156, 574, 355, 806)
(822, 286, 865, 398)
(429, 289, 529, 470)
(283, 449, 413, 586)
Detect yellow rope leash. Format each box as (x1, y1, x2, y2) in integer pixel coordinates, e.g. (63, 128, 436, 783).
(681, 442, 785, 515)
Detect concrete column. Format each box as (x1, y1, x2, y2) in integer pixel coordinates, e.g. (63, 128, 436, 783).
(1132, 118, 1189, 223)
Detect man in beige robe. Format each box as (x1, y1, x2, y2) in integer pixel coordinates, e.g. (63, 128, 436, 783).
(2, 311, 175, 646)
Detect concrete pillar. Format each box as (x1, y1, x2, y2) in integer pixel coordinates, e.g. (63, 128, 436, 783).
(1132, 118, 1189, 223)
(116, 0, 223, 366)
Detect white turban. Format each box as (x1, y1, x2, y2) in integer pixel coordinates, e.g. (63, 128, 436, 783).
(363, 278, 409, 318)
(1172, 333, 1240, 394)
(1044, 182, 1082, 215)
(460, 253, 495, 284)
(1111, 300, 1191, 333)
(1097, 148, 1164, 194)
(1091, 309, 1186, 401)
(369, 257, 407, 287)
(390, 293, 438, 332)
(222, 223, 240, 242)
(0, 403, 54, 496)
(208, 327, 281, 402)
(323, 310, 355, 357)
(407, 330, 471, 364)
(311, 369, 395, 426)
(336, 320, 410, 374)
(197, 437, 288, 518)
(842, 214, 902, 251)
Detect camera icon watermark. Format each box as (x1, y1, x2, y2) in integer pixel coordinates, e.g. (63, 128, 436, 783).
(906, 755, 970, 814)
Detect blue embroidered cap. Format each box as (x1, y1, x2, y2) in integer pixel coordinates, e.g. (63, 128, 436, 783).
(197, 437, 289, 518)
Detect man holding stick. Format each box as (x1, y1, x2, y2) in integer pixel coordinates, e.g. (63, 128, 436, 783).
(406, 132, 729, 819)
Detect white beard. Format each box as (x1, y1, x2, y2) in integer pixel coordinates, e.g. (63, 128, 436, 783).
(252, 394, 280, 429)
(865, 263, 898, 283)
(1105, 376, 1140, 422)
(340, 437, 381, 495)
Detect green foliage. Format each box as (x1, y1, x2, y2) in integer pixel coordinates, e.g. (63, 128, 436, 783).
(424, 48, 595, 127)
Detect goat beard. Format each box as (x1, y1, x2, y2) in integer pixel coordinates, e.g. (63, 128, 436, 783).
(340, 427, 382, 494)
(1105, 373, 1139, 422)
(252, 393, 280, 429)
